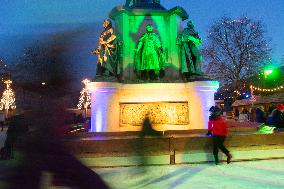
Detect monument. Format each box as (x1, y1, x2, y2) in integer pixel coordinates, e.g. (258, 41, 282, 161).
(88, 0, 218, 132)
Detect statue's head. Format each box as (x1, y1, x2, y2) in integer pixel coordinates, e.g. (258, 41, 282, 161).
(187, 20, 194, 28)
(103, 19, 112, 29)
(146, 24, 153, 32)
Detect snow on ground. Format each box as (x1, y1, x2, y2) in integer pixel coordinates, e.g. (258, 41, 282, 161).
(96, 159, 284, 189)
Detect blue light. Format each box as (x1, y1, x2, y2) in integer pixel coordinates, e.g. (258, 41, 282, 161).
(245, 95, 249, 98)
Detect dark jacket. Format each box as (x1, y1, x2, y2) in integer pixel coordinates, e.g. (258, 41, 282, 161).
(255, 108, 266, 123)
(271, 110, 284, 128)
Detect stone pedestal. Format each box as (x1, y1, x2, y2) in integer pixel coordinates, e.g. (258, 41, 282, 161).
(87, 81, 219, 132)
(109, 6, 188, 80)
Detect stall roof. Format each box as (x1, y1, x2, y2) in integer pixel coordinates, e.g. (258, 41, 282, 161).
(232, 93, 284, 107)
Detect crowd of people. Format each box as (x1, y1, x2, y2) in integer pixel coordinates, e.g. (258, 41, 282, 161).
(233, 103, 284, 128)
(265, 104, 284, 128)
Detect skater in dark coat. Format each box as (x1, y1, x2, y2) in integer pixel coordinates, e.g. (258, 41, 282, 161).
(208, 106, 232, 165)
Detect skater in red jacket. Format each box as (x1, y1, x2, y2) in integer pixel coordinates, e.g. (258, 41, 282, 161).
(208, 106, 232, 165)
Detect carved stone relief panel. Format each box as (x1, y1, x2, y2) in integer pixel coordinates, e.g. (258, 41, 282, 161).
(120, 102, 189, 126)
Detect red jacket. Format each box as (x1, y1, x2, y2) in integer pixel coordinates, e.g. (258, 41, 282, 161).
(208, 116, 228, 136)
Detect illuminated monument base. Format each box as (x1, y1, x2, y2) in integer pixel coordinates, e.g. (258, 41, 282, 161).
(88, 81, 219, 132)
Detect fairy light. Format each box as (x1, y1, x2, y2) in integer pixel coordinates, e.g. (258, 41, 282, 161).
(233, 90, 242, 96)
(0, 80, 16, 115)
(250, 84, 284, 93)
(77, 79, 91, 112)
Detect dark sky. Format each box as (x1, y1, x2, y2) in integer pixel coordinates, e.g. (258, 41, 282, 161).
(0, 0, 283, 81)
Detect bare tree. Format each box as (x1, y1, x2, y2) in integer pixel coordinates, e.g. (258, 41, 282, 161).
(0, 58, 10, 81)
(9, 45, 77, 109)
(203, 16, 271, 93)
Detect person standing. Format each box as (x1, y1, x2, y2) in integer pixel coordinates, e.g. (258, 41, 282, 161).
(208, 106, 232, 165)
(255, 106, 266, 123)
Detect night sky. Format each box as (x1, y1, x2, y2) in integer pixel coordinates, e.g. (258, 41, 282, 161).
(0, 0, 283, 83)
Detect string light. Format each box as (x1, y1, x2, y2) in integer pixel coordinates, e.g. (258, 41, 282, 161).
(233, 90, 241, 96)
(250, 84, 284, 93)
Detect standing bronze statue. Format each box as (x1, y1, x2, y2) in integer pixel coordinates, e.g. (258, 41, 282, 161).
(92, 19, 121, 78)
(177, 20, 203, 79)
(135, 24, 165, 80)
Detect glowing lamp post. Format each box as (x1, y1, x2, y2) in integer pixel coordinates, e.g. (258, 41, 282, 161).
(0, 80, 16, 117)
(77, 79, 91, 118)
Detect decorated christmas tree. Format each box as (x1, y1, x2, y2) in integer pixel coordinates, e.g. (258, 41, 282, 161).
(77, 79, 91, 117)
(0, 80, 16, 117)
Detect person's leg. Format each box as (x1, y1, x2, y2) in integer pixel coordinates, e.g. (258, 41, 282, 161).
(216, 136, 232, 164)
(212, 136, 219, 164)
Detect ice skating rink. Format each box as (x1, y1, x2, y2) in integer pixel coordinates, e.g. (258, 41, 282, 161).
(96, 159, 284, 189)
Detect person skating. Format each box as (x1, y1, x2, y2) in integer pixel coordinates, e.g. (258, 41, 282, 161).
(208, 106, 232, 165)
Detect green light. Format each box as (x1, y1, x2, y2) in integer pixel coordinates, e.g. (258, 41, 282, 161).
(264, 69, 273, 78)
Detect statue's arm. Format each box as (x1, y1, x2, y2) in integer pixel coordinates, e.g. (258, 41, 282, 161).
(136, 34, 146, 51)
(136, 41, 143, 52)
(155, 35, 163, 53)
(107, 34, 116, 44)
(153, 34, 161, 48)
(187, 35, 202, 47)
(92, 36, 103, 54)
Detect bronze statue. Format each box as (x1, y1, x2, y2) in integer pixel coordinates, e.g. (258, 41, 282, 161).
(177, 20, 202, 79)
(92, 19, 121, 78)
(135, 24, 164, 80)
